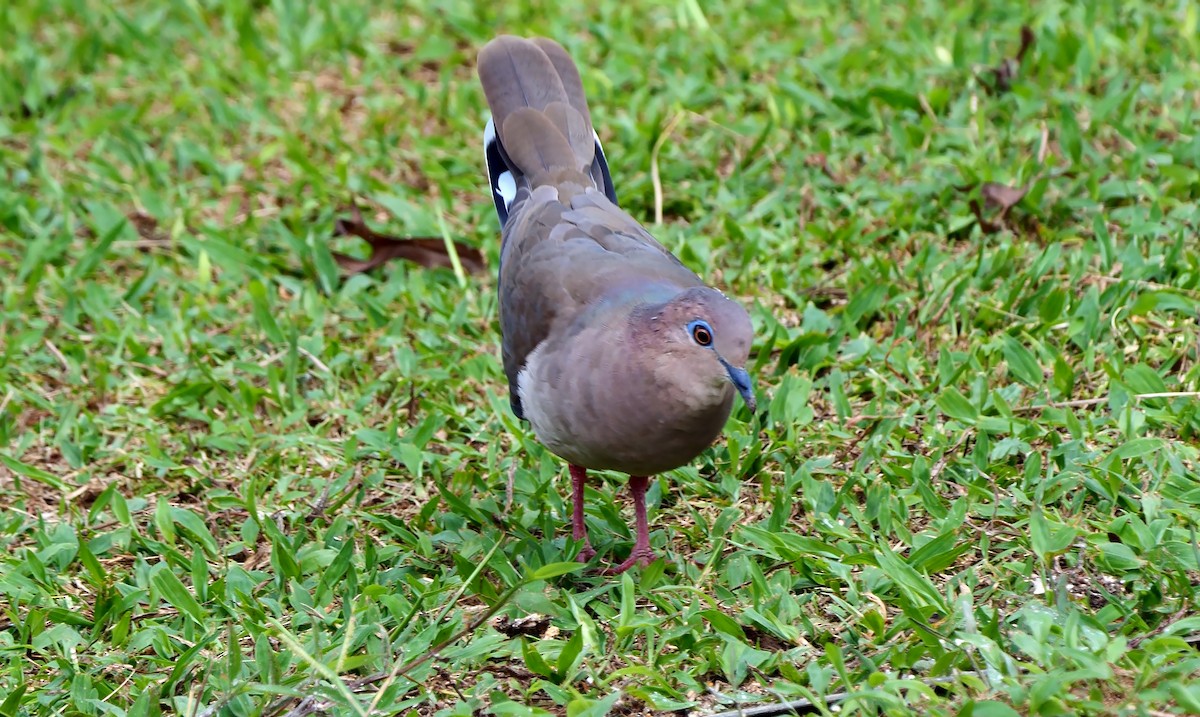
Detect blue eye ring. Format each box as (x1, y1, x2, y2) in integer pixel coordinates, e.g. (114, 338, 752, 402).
(687, 319, 714, 347)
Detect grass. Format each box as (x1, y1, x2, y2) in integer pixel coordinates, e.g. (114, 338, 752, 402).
(1, 0, 1199, 714)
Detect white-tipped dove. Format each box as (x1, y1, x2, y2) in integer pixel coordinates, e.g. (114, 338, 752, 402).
(477, 35, 756, 574)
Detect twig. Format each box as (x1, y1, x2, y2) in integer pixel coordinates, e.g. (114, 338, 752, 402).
(1012, 391, 1200, 415)
(309, 481, 335, 520)
(297, 347, 331, 374)
(44, 338, 70, 371)
(650, 111, 685, 226)
(279, 695, 333, 717)
(1129, 603, 1192, 649)
(257, 348, 330, 373)
(1012, 397, 1108, 413)
(704, 673, 975, 717)
(1134, 391, 1200, 400)
(1044, 273, 1200, 297)
(504, 463, 515, 514)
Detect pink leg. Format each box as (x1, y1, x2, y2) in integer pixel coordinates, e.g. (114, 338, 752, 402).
(602, 475, 657, 574)
(569, 465, 596, 562)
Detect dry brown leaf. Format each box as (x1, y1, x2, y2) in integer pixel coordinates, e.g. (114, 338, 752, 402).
(331, 206, 486, 275)
(957, 180, 1031, 234)
(980, 181, 1029, 211)
(493, 613, 553, 638)
(983, 25, 1035, 95)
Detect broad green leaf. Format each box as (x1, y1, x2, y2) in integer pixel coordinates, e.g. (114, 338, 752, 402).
(566, 691, 622, 717)
(875, 544, 949, 612)
(1060, 104, 1083, 163)
(1001, 335, 1042, 387)
(0, 454, 69, 491)
(520, 638, 554, 678)
(699, 609, 747, 640)
(936, 387, 977, 423)
(556, 630, 584, 683)
(1115, 437, 1164, 459)
(1093, 541, 1143, 573)
(0, 684, 27, 717)
(248, 280, 284, 344)
(1122, 364, 1168, 395)
(161, 631, 218, 694)
(527, 562, 585, 581)
(1030, 510, 1077, 560)
(967, 700, 1021, 717)
(150, 566, 206, 625)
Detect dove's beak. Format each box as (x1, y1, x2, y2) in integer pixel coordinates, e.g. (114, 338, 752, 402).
(719, 358, 756, 413)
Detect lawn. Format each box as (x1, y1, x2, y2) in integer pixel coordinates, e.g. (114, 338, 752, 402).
(2, 0, 1199, 715)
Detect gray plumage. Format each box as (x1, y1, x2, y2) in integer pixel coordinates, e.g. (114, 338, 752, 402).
(478, 35, 756, 573)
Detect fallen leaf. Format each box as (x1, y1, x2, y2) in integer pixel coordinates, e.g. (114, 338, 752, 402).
(982, 25, 1035, 95)
(127, 211, 168, 243)
(492, 613, 553, 638)
(980, 181, 1029, 211)
(958, 181, 1030, 234)
(331, 206, 486, 275)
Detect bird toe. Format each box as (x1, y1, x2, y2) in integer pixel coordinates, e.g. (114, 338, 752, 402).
(598, 547, 657, 575)
(576, 544, 597, 563)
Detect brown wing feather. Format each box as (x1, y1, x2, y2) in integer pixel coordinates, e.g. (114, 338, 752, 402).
(498, 188, 701, 412)
(478, 36, 593, 174)
(529, 38, 615, 202)
(543, 101, 595, 169)
(477, 36, 566, 129)
(530, 38, 593, 130)
(500, 107, 579, 175)
(479, 37, 698, 417)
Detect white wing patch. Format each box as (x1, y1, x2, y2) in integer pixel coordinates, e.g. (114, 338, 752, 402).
(483, 115, 497, 152)
(495, 170, 517, 208)
(484, 115, 517, 215)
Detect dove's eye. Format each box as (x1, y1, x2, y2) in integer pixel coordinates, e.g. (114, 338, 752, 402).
(688, 320, 714, 347)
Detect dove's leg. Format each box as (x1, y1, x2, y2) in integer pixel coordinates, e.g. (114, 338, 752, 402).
(604, 475, 656, 574)
(569, 464, 596, 562)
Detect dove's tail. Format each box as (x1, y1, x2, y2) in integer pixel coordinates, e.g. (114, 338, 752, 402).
(478, 35, 617, 225)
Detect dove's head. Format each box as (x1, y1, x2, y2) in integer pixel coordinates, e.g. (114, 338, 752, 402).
(634, 286, 756, 414)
